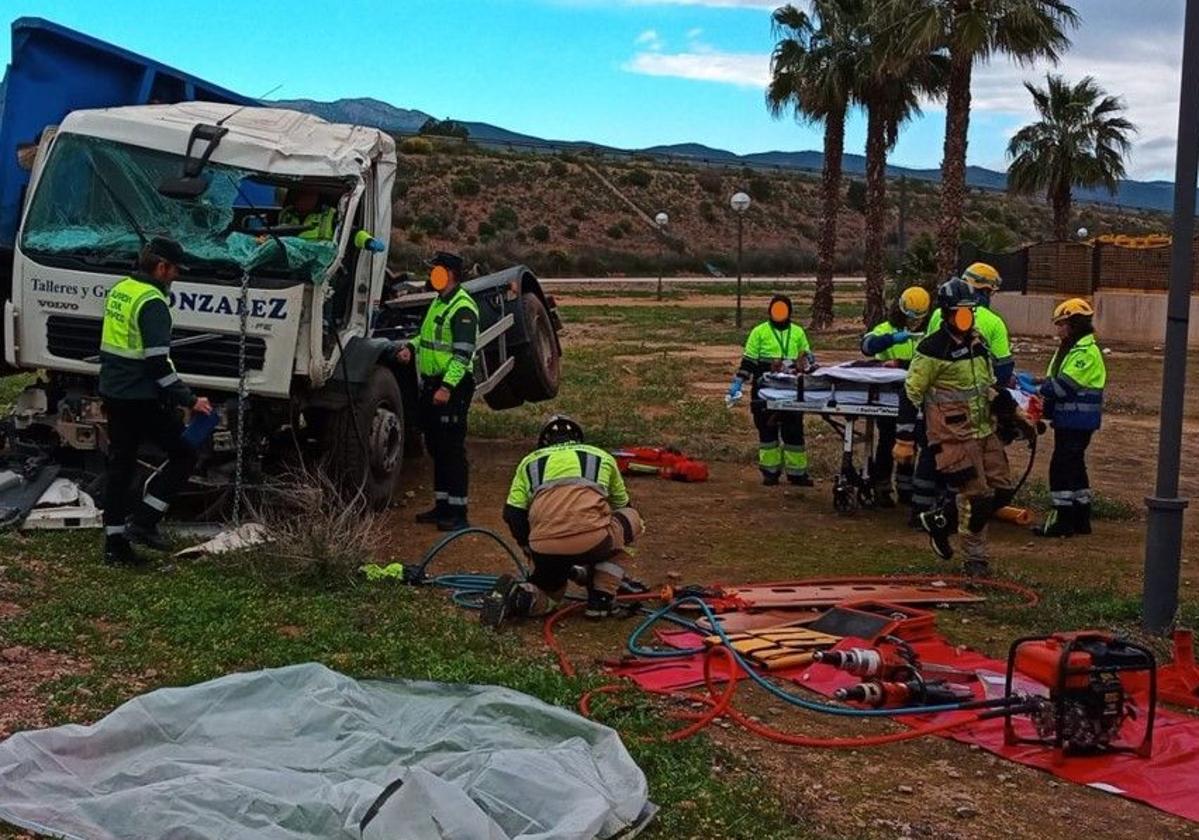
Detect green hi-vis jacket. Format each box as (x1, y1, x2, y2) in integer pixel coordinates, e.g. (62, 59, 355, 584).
(414, 286, 479, 389)
(279, 206, 336, 241)
(99, 275, 194, 406)
(505, 442, 629, 511)
(862, 320, 916, 363)
(1041, 334, 1106, 430)
(905, 328, 997, 443)
(736, 321, 812, 392)
(927, 305, 1012, 380)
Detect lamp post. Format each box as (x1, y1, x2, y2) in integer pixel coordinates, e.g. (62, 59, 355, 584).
(654, 211, 669, 301)
(1143, 0, 1197, 634)
(731, 191, 751, 327)
(1076, 226, 1089, 240)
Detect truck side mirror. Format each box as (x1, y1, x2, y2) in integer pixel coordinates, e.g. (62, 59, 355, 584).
(158, 123, 228, 199)
(158, 175, 209, 200)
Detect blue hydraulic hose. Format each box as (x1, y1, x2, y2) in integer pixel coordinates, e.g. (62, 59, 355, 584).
(628, 596, 984, 719)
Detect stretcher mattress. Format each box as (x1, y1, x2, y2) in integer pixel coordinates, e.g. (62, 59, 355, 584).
(759, 364, 906, 409)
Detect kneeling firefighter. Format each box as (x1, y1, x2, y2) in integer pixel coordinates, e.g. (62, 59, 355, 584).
(860, 285, 931, 507)
(905, 279, 1033, 574)
(482, 415, 645, 628)
(1031, 298, 1106, 537)
(727, 295, 816, 486)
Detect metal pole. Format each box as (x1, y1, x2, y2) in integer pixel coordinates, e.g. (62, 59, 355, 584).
(736, 215, 744, 328)
(1143, 0, 1198, 634)
(898, 175, 909, 255)
(657, 239, 663, 302)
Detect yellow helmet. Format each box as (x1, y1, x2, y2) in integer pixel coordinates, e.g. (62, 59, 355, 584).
(1052, 297, 1094, 324)
(962, 262, 1001, 292)
(899, 286, 931, 319)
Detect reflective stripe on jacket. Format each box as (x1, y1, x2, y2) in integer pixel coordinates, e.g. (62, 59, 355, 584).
(506, 442, 629, 511)
(1041, 334, 1106, 430)
(416, 287, 479, 387)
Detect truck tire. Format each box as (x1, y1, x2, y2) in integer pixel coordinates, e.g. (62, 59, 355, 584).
(508, 292, 560, 402)
(482, 376, 524, 410)
(324, 366, 405, 510)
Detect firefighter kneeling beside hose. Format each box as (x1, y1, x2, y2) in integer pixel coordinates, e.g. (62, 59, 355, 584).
(482, 415, 645, 628)
(906, 279, 1037, 576)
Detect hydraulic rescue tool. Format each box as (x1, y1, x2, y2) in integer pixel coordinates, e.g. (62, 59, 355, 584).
(612, 447, 710, 482)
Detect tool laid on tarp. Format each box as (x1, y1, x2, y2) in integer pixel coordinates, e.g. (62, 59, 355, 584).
(1002, 631, 1157, 758)
(702, 626, 841, 670)
(995, 505, 1034, 526)
(611, 446, 709, 482)
(807, 600, 938, 643)
(0, 663, 655, 840)
(664, 580, 985, 613)
(1158, 628, 1199, 708)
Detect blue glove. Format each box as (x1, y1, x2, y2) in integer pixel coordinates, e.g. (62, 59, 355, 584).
(1016, 372, 1038, 394)
(892, 330, 912, 343)
(728, 377, 743, 398)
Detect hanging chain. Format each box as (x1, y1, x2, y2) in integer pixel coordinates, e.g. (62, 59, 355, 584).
(232, 268, 250, 526)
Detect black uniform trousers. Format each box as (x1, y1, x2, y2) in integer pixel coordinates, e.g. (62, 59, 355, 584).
(103, 399, 196, 538)
(419, 375, 474, 515)
(1048, 427, 1094, 507)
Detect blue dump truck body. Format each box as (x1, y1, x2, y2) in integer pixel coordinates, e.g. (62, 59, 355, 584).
(0, 16, 252, 255)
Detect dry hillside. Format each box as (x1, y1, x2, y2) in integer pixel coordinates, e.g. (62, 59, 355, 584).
(386, 137, 1168, 277)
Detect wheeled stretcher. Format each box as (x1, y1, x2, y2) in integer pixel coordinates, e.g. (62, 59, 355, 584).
(759, 363, 908, 513)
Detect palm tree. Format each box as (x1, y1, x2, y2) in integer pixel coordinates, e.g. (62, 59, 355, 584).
(1007, 75, 1135, 240)
(882, 0, 1078, 277)
(858, 27, 948, 326)
(767, 1, 862, 329)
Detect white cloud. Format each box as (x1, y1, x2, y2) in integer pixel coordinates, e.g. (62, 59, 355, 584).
(635, 29, 664, 50)
(687, 27, 705, 39)
(623, 49, 770, 87)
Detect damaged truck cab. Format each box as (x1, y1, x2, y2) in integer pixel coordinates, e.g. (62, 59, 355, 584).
(3, 102, 560, 509)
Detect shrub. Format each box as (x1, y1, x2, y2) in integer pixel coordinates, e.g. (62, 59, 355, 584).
(450, 176, 481, 197)
(605, 224, 625, 240)
(489, 204, 519, 230)
(569, 205, 587, 221)
(618, 219, 634, 234)
(477, 220, 497, 239)
(400, 137, 434, 155)
(564, 223, 579, 239)
(748, 175, 773, 202)
(549, 159, 569, 177)
(531, 223, 551, 243)
(699, 200, 716, 223)
(621, 168, 653, 188)
(415, 213, 446, 235)
(697, 170, 723, 195)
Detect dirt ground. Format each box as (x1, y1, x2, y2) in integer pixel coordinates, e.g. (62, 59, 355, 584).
(382, 290, 1199, 839)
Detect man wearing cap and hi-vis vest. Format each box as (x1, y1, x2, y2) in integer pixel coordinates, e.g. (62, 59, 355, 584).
(926, 262, 1015, 386)
(278, 186, 336, 241)
(482, 415, 645, 628)
(1027, 298, 1106, 538)
(727, 295, 816, 486)
(861, 286, 931, 507)
(394, 252, 478, 532)
(100, 237, 212, 567)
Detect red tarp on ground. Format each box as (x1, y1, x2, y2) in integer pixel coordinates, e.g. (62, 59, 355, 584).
(608, 633, 1199, 822)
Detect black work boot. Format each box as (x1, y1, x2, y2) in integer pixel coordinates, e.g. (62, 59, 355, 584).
(480, 574, 534, 629)
(415, 501, 448, 524)
(963, 559, 990, 578)
(918, 508, 954, 561)
(126, 521, 171, 552)
(761, 472, 780, 487)
(104, 537, 151, 568)
(1032, 507, 1074, 538)
(787, 474, 815, 488)
(1074, 503, 1093, 535)
(874, 488, 896, 508)
(584, 590, 634, 620)
(437, 507, 470, 532)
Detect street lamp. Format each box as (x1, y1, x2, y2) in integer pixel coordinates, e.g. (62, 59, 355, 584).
(1143, 0, 1197, 633)
(654, 211, 669, 301)
(1076, 226, 1089, 240)
(731, 191, 751, 327)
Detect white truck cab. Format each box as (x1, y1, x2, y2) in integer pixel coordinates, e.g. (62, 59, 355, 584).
(4, 103, 561, 508)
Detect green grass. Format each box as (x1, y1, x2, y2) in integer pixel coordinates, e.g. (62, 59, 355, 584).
(0, 530, 813, 839)
(0, 372, 33, 412)
(1015, 478, 1140, 522)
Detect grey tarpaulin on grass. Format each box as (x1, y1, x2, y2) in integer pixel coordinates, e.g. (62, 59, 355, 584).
(0, 663, 653, 839)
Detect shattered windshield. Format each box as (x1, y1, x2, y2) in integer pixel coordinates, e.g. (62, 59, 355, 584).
(21, 133, 344, 284)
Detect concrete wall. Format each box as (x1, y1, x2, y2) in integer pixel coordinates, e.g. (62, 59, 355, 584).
(991, 291, 1199, 348)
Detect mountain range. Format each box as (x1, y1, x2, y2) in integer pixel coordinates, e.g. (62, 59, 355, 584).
(273, 97, 1182, 214)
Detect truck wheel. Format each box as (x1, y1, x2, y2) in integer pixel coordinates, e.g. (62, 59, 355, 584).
(509, 292, 560, 402)
(482, 377, 524, 410)
(326, 366, 404, 510)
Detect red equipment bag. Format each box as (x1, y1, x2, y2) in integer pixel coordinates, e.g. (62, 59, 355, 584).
(612, 447, 710, 482)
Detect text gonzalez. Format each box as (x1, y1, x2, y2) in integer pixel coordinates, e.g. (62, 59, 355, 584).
(171, 291, 288, 320)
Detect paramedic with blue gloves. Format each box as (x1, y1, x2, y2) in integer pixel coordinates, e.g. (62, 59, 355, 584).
(860, 286, 931, 507)
(100, 237, 212, 567)
(1032, 298, 1107, 538)
(729, 295, 815, 486)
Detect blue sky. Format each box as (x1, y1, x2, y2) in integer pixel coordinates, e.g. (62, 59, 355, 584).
(0, 0, 1185, 179)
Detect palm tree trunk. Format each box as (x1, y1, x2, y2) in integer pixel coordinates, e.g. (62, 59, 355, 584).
(1051, 184, 1072, 241)
(863, 102, 887, 328)
(937, 49, 973, 279)
(812, 102, 846, 330)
